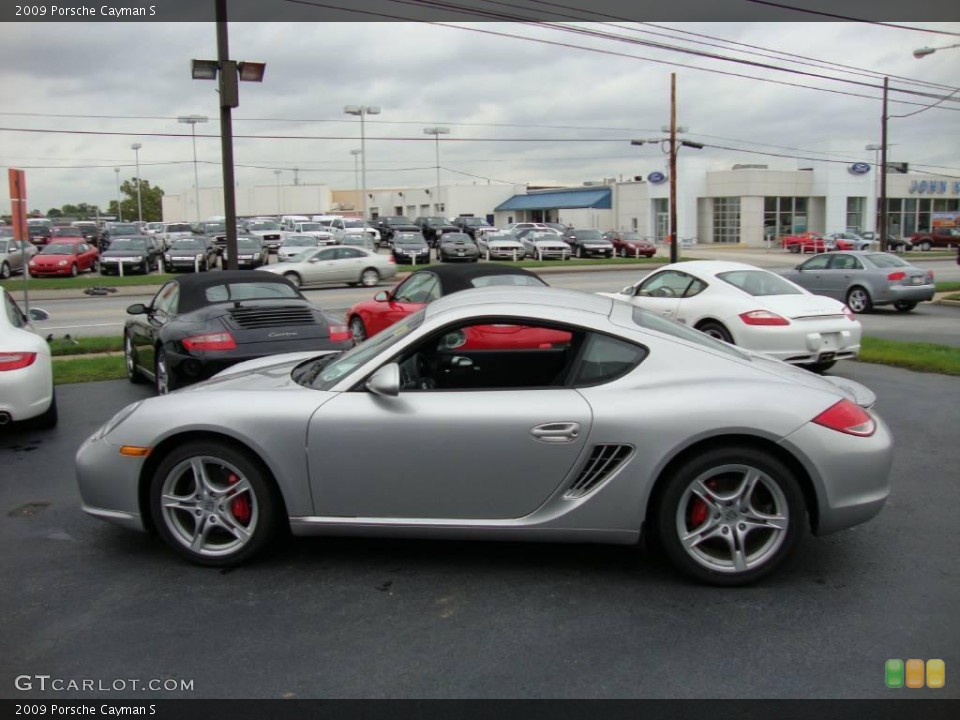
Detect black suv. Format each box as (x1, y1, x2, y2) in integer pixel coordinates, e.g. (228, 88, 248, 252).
(375, 216, 419, 247)
(414, 216, 460, 247)
(452, 217, 495, 239)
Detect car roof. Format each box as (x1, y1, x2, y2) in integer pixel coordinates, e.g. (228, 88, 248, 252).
(426, 285, 613, 319)
(173, 270, 298, 313)
(658, 260, 772, 277)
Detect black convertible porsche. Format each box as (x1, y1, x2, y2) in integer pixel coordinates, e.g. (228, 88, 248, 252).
(123, 271, 354, 394)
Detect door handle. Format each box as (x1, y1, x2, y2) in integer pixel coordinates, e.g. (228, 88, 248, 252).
(530, 422, 581, 443)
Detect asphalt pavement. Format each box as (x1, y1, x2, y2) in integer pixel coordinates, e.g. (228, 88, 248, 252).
(1, 363, 958, 699)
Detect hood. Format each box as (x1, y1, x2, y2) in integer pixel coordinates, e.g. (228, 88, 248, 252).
(184, 351, 338, 392)
(102, 249, 148, 258)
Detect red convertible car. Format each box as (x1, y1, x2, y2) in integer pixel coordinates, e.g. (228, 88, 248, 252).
(781, 232, 828, 254)
(28, 240, 99, 277)
(346, 264, 569, 349)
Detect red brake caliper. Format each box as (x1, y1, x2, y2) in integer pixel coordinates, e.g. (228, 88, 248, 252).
(228, 473, 251, 525)
(688, 480, 716, 528)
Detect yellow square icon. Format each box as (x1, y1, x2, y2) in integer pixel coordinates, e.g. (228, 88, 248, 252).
(926, 659, 945, 689)
(905, 659, 925, 688)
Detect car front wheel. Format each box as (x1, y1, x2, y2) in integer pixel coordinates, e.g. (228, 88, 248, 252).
(656, 446, 804, 586)
(349, 316, 367, 342)
(0, 262, 9, 279)
(155, 346, 179, 395)
(283, 272, 302, 288)
(846, 286, 873, 313)
(787, 244, 800, 254)
(359, 268, 380, 287)
(149, 440, 282, 567)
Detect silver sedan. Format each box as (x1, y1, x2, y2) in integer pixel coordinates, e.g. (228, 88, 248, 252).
(259, 245, 396, 288)
(0, 238, 37, 278)
(76, 286, 892, 586)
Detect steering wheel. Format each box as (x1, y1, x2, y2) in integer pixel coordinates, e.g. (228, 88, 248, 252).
(399, 355, 436, 390)
(656, 287, 677, 298)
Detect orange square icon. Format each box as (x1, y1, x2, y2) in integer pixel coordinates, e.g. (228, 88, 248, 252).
(926, 659, 945, 689)
(905, 659, 925, 688)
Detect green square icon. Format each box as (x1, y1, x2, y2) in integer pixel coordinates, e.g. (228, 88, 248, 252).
(886, 659, 904, 688)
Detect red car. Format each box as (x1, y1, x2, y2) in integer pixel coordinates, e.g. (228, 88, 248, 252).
(603, 231, 657, 258)
(781, 232, 827, 254)
(346, 264, 569, 349)
(28, 240, 99, 277)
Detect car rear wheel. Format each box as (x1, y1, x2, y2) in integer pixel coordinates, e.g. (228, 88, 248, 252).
(894, 300, 917, 312)
(0, 262, 9, 279)
(846, 286, 873, 313)
(360, 268, 380, 287)
(656, 446, 804, 586)
(283, 272, 302, 288)
(620, 248, 628, 258)
(149, 440, 282, 567)
(918, 241, 932, 252)
(697, 321, 733, 344)
(124, 332, 146, 384)
(349, 316, 367, 342)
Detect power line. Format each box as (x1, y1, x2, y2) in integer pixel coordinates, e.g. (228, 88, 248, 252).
(743, 1, 960, 36)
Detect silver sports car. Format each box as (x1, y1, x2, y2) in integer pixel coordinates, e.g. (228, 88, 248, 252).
(76, 287, 892, 585)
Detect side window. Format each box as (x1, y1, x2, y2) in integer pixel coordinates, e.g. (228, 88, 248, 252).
(4, 292, 27, 329)
(393, 273, 437, 304)
(683, 278, 707, 298)
(800, 254, 831, 271)
(828, 254, 862, 271)
(152, 282, 180, 316)
(317, 248, 338, 261)
(572, 333, 647, 386)
(639, 270, 693, 298)
(336, 247, 364, 260)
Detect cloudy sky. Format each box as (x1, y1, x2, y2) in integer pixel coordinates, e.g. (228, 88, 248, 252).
(1, 17, 958, 213)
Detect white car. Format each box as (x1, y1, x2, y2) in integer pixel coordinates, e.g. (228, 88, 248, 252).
(476, 232, 526, 260)
(521, 231, 572, 261)
(277, 234, 323, 261)
(244, 220, 288, 253)
(260, 246, 396, 289)
(158, 222, 195, 249)
(0, 287, 56, 428)
(599, 260, 861, 373)
(329, 217, 381, 245)
(291, 222, 336, 245)
(0, 238, 38, 279)
(144, 222, 165, 236)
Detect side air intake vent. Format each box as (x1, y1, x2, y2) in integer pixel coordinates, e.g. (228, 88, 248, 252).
(565, 444, 633, 498)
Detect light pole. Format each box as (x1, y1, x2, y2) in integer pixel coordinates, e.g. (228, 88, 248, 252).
(274, 170, 282, 213)
(424, 126, 450, 214)
(178, 115, 208, 224)
(130, 143, 143, 223)
(113, 167, 122, 221)
(350, 149, 361, 210)
(344, 105, 381, 219)
(913, 42, 960, 58)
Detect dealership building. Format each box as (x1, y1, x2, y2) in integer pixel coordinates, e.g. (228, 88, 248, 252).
(163, 153, 958, 247)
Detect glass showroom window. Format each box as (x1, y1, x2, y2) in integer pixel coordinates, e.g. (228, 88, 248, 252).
(712, 197, 740, 244)
(764, 196, 809, 239)
(846, 197, 865, 232)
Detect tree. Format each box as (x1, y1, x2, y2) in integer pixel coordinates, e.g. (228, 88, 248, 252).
(113, 177, 164, 222)
(48, 208, 63, 218)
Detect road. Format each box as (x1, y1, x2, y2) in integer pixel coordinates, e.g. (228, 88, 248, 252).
(1, 363, 958, 699)
(29, 255, 960, 347)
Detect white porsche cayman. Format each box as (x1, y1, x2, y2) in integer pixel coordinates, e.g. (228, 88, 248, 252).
(0, 287, 56, 428)
(599, 261, 861, 373)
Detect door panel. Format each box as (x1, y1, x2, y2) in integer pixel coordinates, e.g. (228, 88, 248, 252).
(308, 389, 592, 519)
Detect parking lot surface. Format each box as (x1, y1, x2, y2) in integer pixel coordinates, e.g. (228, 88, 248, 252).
(1, 362, 958, 699)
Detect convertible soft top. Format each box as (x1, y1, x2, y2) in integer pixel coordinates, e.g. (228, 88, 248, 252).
(419, 263, 547, 294)
(174, 270, 298, 313)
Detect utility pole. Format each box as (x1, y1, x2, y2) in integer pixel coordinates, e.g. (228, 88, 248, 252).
(879, 76, 889, 253)
(668, 73, 679, 264)
(216, 0, 239, 269)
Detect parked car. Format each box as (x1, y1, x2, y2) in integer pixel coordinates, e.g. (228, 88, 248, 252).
(910, 226, 960, 251)
(243, 220, 287, 253)
(0, 238, 38, 279)
(121, 271, 354, 395)
(521, 231, 572, 261)
(391, 232, 432, 265)
(453, 217, 496, 239)
(339, 234, 377, 252)
(50, 227, 85, 241)
(144, 222, 165, 236)
(599, 260, 861, 373)
(291, 222, 336, 246)
(415, 217, 460, 247)
(163, 237, 220, 273)
(781, 232, 828, 254)
(476, 231, 526, 260)
(28, 240, 99, 277)
(99, 236, 164, 275)
(375, 216, 419, 247)
(346, 264, 547, 342)
(604, 231, 657, 258)
(277, 234, 323, 262)
(27, 223, 52, 247)
(78, 284, 892, 586)
(260, 246, 396, 290)
(223, 236, 267, 269)
(101, 222, 144, 250)
(437, 233, 480, 263)
(564, 229, 615, 258)
(826, 231, 873, 251)
(513, 226, 561, 241)
(330, 217, 381, 246)
(0, 287, 56, 428)
(158, 222, 196, 250)
(71, 221, 101, 244)
(780, 251, 935, 313)
(280, 215, 311, 231)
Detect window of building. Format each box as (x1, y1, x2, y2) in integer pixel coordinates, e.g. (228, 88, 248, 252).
(712, 197, 740, 244)
(764, 196, 810, 239)
(653, 198, 669, 242)
(845, 197, 865, 232)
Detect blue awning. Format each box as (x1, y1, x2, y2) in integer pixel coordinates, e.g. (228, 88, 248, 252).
(495, 188, 612, 212)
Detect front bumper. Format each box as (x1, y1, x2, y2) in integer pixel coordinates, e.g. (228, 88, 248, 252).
(76, 434, 148, 532)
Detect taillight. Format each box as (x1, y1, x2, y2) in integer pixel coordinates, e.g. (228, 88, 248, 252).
(738, 310, 790, 326)
(181, 332, 236, 351)
(926, 270, 934, 283)
(842, 305, 856, 321)
(812, 399, 876, 437)
(328, 325, 352, 342)
(0, 352, 37, 371)
(887, 271, 906, 282)
(387, 255, 396, 263)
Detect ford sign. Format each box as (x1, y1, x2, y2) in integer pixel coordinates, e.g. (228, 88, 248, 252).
(849, 163, 871, 175)
(648, 172, 667, 184)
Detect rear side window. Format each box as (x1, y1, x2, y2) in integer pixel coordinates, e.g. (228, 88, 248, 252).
(716, 270, 802, 296)
(863, 253, 909, 269)
(572, 333, 648, 386)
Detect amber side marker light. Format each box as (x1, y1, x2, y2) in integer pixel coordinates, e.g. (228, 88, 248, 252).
(119, 446, 152, 457)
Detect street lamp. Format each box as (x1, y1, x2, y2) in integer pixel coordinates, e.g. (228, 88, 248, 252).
(274, 170, 282, 213)
(178, 115, 209, 224)
(113, 167, 122, 222)
(190, 0, 267, 270)
(130, 143, 143, 223)
(350, 149, 362, 209)
(344, 105, 381, 219)
(423, 126, 450, 214)
(913, 42, 960, 58)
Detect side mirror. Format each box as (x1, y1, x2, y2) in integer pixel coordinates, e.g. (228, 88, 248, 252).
(366, 363, 400, 397)
(374, 291, 389, 302)
(308, 258, 320, 264)
(795, 265, 803, 270)
(620, 285, 637, 296)
(28, 308, 50, 322)
(126, 303, 148, 315)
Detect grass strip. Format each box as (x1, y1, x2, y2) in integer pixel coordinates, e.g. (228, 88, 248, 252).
(52, 355, 127, 385)
(48, 335, 124, 356)
(935, 281, 960, 293)
(858, 336, 960, 376)
(1, 272, 174, 291)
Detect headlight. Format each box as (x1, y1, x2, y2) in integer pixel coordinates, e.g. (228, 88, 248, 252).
(133, 256, 143, 262)
(196, 254, 203, 260)
(92, 401, 143, 441)
(164, 254, 171, 260)
(58, 260, 68, 266)
(254, 253, 261, 260)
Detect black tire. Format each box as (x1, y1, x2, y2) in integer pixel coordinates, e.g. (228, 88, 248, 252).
(787, 244, 801, 254)
(575, 245, 583, 258)
(155, 346, 179, 395)
(124, 332, 146, 384)
(70, 263, 79, 277)
(359, 268, 380, 287)
(918, 241, 931, 252)
(149, 439, 282, 567)
(620, 248, 628, 258)
(0, 261, 10, 279)
(894, 300, 917, 312)
(349, 316, 367, 342)
(798, 360, 836, 374)
(697, 321, 734, 344)
(846, 286, 873, 314)
(31, 389, 58, 430)
(283, 272, 302, 289)
(655, 445, 805, 586)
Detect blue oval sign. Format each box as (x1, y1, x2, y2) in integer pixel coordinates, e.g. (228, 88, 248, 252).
(648, 171, 667, 184)
(849, 162, 871, 175)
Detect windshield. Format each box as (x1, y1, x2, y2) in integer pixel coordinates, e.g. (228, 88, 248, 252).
(200, 223, 225, 233)
(441, 234, 472, 244)
(237, 238, 261, 248)
(717, 270, 803, 296)
(40, 243, 77, 255)
(864, 253, 910, 269)
(171, 239, 204, 250)
(52, 228, 82, 236)
(386, 217, 412, 225)
(460, 218, 484, 226)
(296, 309, 427, 391)
(395, 234, 426, 245)
(107, 239, 147, 251)
(343, 219, 367, 229)
(470, 274, 546, 288)
(248, 222, 280, 231)
(298, 223, 321, 231)
(110, 224, 141, 235)
(574, 230, 604, 241)
(284, 236, 316, 246)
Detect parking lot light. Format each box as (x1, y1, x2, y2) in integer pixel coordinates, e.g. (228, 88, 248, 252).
(345, 106, 381, 220)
